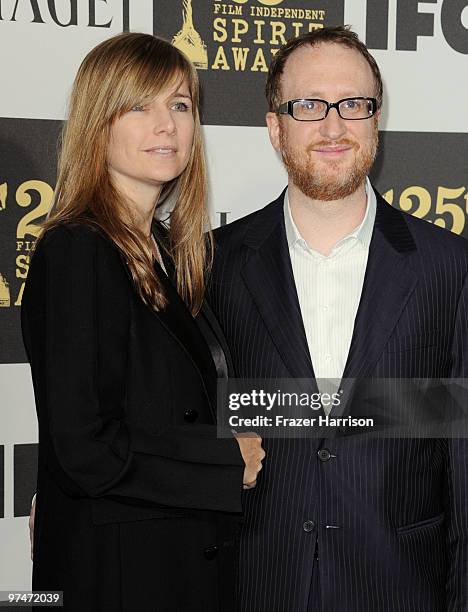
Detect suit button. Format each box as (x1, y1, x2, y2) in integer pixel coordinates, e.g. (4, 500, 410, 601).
(203, 545, 219, 560)
(184, 409, 198, 423)
(303, 520, 316, 532)
(318, 449, 331, 462)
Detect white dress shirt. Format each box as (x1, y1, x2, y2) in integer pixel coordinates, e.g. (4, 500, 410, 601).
(284, 178, 376, 409)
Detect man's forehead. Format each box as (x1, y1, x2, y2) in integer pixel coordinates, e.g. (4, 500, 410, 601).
(281, 42, 374, 90)
(284, 41, 364, 64)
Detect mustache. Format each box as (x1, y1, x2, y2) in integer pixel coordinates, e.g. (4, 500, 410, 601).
(307, 138, 359, 152)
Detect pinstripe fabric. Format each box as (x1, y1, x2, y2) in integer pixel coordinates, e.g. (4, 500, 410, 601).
(208, 187, 468, 612)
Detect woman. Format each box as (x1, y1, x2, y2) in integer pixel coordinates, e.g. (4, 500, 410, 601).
(22, 33, 264, 611)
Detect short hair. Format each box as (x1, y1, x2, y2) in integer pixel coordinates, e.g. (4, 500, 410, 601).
(266, 25, 383, 112)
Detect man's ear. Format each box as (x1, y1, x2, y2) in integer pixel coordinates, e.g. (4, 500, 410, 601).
(266, 112, 281, 152)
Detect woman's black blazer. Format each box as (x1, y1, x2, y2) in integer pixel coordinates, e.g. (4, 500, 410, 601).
(21, 222, 245, 612)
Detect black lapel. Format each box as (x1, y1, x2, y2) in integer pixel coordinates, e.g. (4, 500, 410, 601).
(148, 222, 218, 418)
(241, 191, 316, 384)
(341, 190, 418, 382)
(198, 299, 233, 379)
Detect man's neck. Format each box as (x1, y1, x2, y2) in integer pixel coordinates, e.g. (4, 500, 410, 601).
(288, 180, 368, 256)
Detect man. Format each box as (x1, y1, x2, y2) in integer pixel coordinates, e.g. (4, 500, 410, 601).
(209, 26, 468, 611)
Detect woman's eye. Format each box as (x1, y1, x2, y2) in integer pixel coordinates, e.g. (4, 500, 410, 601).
(131, 104, 145, 112)
(172, 101, 190, 112)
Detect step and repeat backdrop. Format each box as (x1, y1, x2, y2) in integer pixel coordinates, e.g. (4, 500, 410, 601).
(1, 0, 467, 590)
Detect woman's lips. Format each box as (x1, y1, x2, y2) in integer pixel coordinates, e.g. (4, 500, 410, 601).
(144, 146, 177, 156)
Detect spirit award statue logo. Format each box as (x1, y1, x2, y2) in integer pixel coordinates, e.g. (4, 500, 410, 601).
(172, 0, 208, 69)
(0, 183, 6, 212)
(0, 274, 10, 308)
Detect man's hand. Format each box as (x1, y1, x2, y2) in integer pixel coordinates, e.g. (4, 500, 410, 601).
(29, 494, 36, 561)
(234, 432, 265, 489)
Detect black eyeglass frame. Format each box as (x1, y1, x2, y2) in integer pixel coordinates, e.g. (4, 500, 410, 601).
(277, 97, 378, 121)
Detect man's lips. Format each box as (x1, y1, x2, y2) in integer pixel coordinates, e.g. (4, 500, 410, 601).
(311, 144, 355, 156)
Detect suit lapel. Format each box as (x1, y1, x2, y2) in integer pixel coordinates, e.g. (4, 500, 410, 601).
(198, 299, 232, 379)
(336, 192, 418, 416)
(148, 223, 218, 418)
(111, 222, 218, 418)
(241, 192, 316, 384)
(343, 191, 418, 378)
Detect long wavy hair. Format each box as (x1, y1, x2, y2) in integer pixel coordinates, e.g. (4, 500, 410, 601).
(43, 32, 211, 314)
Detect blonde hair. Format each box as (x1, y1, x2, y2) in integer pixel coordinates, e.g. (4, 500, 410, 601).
(44, 32, 211, 314)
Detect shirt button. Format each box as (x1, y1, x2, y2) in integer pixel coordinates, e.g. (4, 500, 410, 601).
(184, 409, 198, 423)
(318, 449, 332, 462)
(303, 520, 316, 532)
(203, 545, 219, 560)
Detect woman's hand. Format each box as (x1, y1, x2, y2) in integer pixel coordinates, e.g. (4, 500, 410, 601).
(234, 432, 265, 489)
(29, 494, 36, 561)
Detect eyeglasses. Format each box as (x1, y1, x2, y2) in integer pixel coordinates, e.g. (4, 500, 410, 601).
(277, 97, 378, 121)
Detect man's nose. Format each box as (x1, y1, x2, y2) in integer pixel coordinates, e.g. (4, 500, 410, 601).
(319, 106, 347, 141)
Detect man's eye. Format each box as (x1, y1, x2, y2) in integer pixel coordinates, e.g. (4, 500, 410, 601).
(301, 101, 316, 111)
(343, 99, 360, 109)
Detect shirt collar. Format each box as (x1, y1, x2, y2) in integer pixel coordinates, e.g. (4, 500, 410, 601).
(284, 177, 376, 253)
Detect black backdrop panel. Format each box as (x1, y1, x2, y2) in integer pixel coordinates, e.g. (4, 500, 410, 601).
(153, 0, 346, 126)
(371, 131, 468, 239)
(0, 118, 62, 364)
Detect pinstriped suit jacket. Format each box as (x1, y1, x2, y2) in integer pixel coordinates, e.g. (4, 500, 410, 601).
(208, 188, 468, 612)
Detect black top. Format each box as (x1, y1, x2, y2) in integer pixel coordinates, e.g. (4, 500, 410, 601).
(22, 222, 244, 611)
